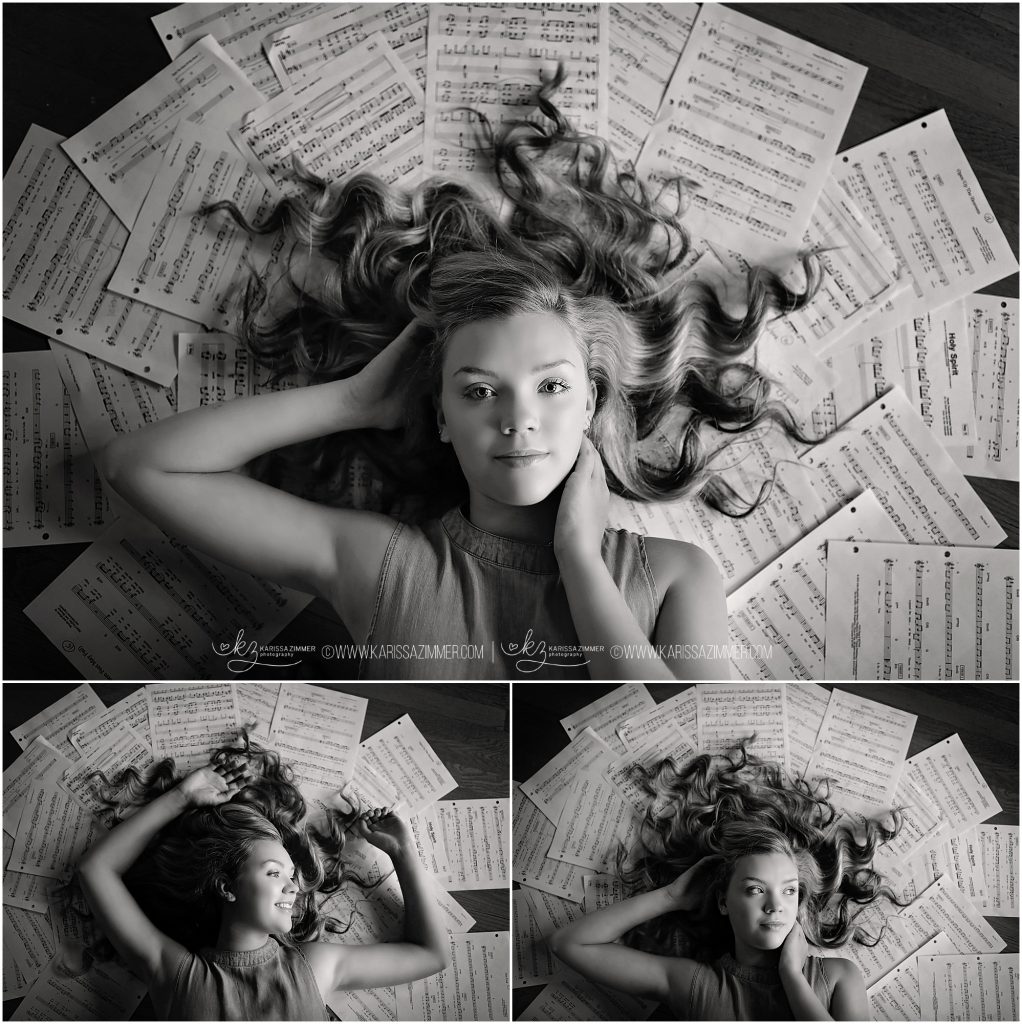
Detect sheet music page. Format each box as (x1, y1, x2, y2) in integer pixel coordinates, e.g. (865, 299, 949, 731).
(727, 490, 902, 680)
(559, 684, 655, 757)
(512, 784, 585, 903)
(234, 681, 280, 742)
(423, 3, 609, 186)
(62, 35, 263, 228)
(905, 734, 1003, 850)
(408, 803, 450, 876)
(517, 972, 658, 1022)
(3, 904, 55, 1000)
(59, 723, 154, 820)
(762, 177, 904, 354)
(177, 333, 295, 411)
(782, 683, 832, 778)
(833, 110, 1019, 338)
(147, 682, 241, 772)
(867, 932, 957, 1021)
(583, 872, 626, 913)
(696, 683, 789, 768)
(548, 772, 640, 873)
(610, 434, 829, 595)
(3, 125, 196, 384)
(3, 353, 111, 547)
(3, 867, 58, 914)
(607, 3, 697, 166)
(327, 986, 398, 1023)
(265, 3, 429, 92)
(918, 953, 1019, 1022)
(521, 886, 584, 936)
(152, 3, 336, 100)
(396, 931, 509, 1021)
(24, 515, 313, 680)
(950, 295, 1020, 482)
(637, 5, 866, 262)
(604, 722, 698, 817)
(944, 827, 987, 904)
(11, 685, 105, 762)
(68, 687, 152, 756)
(230, 34, 425, 198)
(3, 916, 32, 1001)
(107, 119, 285, 332)
(513, 889, 556, 988)
(9, 953, 147, 1022)
(977, 824, 1019, 916)
(8, 780, 102, 880)
(617, 687, 697, 753)
(800, 387, 1007, 546)
(49, 341, 178, 457)
(824, 541, 1019, 680)
(356, 714, 457, 817)
(2, 739, 73, 837)
(434, 799, 509, 891)
(519, 727, 617, 825)
(267, 684, 367, 797)
(803, 688, 915, 812)
(873, 772, 950, 886)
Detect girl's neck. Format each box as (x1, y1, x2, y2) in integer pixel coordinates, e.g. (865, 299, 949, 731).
(466, 488, 561, 545)
(731, 938, 783, 970)
(214, 920, 271, 952)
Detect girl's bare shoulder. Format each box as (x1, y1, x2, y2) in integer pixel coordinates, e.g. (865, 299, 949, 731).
(639, 536, 723, 595)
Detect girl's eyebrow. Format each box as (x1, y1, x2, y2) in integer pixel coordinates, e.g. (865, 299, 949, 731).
(743, 876, 798, 884)
(453, 359, 575, 377)
(261, 858, 297, 873)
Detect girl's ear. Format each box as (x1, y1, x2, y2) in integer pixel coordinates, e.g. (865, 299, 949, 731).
(436, 408, 449, 443)
(586, 379, 598, 419)
(214, 875, 236, 902)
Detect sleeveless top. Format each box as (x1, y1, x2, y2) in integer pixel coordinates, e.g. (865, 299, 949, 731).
(150, 936, 329, 1021)
(361, 506, 659, 679)
(681, 953, 834, 1021)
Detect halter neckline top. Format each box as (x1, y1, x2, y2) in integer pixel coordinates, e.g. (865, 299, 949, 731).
(440, 506, 560, 571)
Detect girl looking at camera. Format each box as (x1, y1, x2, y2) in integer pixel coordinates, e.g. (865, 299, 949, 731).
(76, 739, 449, 1021)
(548, 740, 904, 1020)
(96, 73, 822, 680)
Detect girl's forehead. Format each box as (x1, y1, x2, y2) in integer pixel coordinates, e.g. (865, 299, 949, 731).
(245, 838, 292, 868)
(731, 850, 798, 879)
(442, 312, 584, 372)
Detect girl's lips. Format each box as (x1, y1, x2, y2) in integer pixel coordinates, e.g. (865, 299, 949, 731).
(760, 921, 788, 929)
(494, 453, 549, 468)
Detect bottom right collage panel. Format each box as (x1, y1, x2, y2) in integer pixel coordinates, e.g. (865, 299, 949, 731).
(512, 682, 1019, 1022)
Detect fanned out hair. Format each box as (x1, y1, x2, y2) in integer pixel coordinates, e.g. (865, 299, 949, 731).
(618, 738, 907, 962)
(68, 732, 372, 970)
(205, 66, 825, 522)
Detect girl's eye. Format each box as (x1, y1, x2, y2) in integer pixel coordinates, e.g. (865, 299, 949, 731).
(539, 378, 570, 394)
(464, 384, 495, 400)
(746, 887, 762, 894)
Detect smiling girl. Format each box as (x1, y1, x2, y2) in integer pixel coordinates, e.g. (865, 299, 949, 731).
(548, 740, 903, 1020)
(96, 76, 820, 680)
(76, 742, 449, 1021)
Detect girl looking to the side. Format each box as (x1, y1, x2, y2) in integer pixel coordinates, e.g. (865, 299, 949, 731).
(76, 740, 449, 1021)
(548, 741, 903, 1020)
(96, 74, 822, 679)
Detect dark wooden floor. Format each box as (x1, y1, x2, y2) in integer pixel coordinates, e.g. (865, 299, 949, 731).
(512, 681, 1020, 1019)
(3, 682, 509, 1020)
(3, 3, 1019, 680)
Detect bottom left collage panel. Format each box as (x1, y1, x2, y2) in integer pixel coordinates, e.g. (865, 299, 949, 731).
(2, 682, 511, 1022)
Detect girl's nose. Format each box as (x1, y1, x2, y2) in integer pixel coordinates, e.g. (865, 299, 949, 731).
(499, 394, 539, 435)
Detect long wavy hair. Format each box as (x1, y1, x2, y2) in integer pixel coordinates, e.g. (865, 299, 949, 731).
(70, 732, 369, 967)
(619, 738, 906, 961)
(206, 67, 825, 522)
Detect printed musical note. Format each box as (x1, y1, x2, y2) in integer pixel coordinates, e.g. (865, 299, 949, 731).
(697, 683, 789, 768)
(512, 783, 585, 903)
(559, 683, 654, 757)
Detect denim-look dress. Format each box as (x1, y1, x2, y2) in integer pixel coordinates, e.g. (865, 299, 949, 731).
(149, 937, 329, 1021)
(360, 505, 659, 679)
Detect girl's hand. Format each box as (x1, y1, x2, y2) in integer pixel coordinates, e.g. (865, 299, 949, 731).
(354, 808, 413, 862)
(664, 855, 720, 911)
(779, 920, 809, 975)
(553, 435, 610, 565)
(177, 757, 251, 808)
(348, 320, 427, 431)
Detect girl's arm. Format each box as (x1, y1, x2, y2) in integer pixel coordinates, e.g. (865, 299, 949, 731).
(778, 927, 869, 1021)
(95, 323, 421, 634)
(303, 811, 450, 994)
(546, 858, 713, 1004)
(77, 760, 251, 982)
(555, 439, 731, 680)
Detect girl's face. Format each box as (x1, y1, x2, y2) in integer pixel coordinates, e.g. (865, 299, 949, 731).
(720, 851, 799, 953)
(438, 312, 596, 507)
(224, 838, 299, 935)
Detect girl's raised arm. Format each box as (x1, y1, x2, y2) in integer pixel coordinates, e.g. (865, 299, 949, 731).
(546, 857, 715, 1005)
(303, 810, 450, 994)
(77, 760, 251, 983)
(96, 324, 421, 636)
